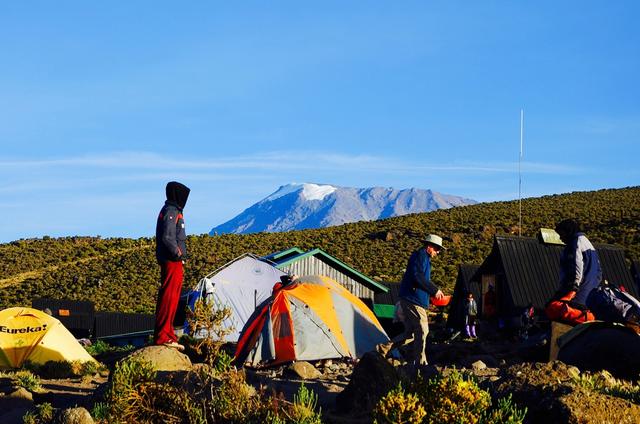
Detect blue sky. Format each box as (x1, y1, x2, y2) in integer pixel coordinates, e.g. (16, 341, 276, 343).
(1, 1, 638, 242)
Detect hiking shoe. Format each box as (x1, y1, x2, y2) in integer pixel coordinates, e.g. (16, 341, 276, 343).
(376, 342, 393, 358)
(163, 342, 185, 351)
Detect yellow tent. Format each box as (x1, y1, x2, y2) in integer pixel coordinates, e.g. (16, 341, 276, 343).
(0, 307, 97, 369)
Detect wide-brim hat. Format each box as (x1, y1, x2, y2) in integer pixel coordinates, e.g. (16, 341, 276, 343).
(423, 234, 446, 250)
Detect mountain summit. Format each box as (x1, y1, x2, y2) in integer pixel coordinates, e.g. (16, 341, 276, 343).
(210, 183, 477, 234)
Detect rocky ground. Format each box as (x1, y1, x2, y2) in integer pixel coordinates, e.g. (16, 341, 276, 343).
(1, 321, 640, 423)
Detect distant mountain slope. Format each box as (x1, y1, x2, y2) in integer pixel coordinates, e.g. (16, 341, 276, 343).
(210, 183, 478, 234)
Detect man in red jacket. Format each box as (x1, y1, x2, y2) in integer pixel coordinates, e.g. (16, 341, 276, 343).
(154, 181, 190, 350)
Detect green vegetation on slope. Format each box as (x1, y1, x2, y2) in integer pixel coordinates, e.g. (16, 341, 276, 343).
(0, 186, 638, 313)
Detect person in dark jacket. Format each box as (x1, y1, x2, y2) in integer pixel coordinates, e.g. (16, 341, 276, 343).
(555, 218, 602, 305)
(154, 181, 190, 350)
(379, 234, 445, 366)
(545, 219, 601, 324)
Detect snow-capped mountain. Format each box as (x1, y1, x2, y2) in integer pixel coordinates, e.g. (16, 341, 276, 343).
(210, 183, 477, 234)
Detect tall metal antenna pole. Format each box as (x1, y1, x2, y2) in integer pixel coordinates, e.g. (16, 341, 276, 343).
(519, 109, 524, 237)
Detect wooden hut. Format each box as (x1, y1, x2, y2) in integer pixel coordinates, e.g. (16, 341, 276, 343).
(264, 247, 389, 308)
(474, 233, 639, 319)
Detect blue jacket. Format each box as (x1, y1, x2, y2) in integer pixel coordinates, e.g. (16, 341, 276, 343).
(399, 248, 440, 308)
(559, 233, 602, 305)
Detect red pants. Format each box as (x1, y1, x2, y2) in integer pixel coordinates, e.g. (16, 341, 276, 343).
(154, 260, 183, 345)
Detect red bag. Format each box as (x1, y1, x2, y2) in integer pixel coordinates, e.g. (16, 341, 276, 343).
(545, 291, 595, 325)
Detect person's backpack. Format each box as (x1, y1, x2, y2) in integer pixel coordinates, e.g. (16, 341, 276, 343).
(545, 290, 595, 325)
(587, 282, 640, 324)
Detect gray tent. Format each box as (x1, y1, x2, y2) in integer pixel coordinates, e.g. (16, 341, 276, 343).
(194, 254, 286, 341)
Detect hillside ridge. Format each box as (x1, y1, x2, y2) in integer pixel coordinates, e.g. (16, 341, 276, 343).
(1, 186, 638, 313)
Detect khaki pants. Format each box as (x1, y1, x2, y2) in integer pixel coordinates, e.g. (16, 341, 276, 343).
(400, 299, 430, 365)
(379, 299, 429, 365)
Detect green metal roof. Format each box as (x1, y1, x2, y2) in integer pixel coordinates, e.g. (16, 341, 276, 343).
(262, 247, 305, 262)
(273, 247, 389, 293)
(373, 303, 395, 319)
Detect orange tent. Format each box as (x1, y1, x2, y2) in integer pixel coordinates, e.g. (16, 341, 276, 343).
(235, 275, 389, 366)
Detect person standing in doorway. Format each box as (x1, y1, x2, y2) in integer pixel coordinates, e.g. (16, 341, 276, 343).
(154, 181, 190, 350)
(465, 293, 478, 339)
(392, 234, 446, 367)
(484, 284, 496, 319)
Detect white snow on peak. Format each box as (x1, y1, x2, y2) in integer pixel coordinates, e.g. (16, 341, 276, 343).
(301, 183, 336, 201)
(264, 183, 336, 202)
(264, 184, 302, 202)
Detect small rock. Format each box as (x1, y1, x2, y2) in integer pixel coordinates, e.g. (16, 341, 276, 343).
(465, 354, 499, 368)
(472, 360, 487, 371)
(288, 361, 322, 379)
(54, 407, 94, 424)
(322, 383, 344, 393)
(7, 387, 33, 402)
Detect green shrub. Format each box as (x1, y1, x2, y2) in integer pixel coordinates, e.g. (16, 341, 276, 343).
(284, 384, 322, 424)
(103, 357, 157, 421)
(373, 385, 426, 424)
(573, 372, 640, 404)
(38, 360, 73, 379)
(101, 357, 207, 424)
(21, 410, 37, 424)
(186, 298, 233, 367)
(417, 370, 491, 424)
(85, 340, 111, 356)
(35, 403, 54, 422)
(377, 370, 526, 424)
(13, 370, 41, 392)
(20, 402, 53, 424)
(482, 395, 527, 424)
(85, 340, 135, 357)
(213, 350, 234, 374)
(208, 370, 260, 422)
(91, 402, 109, 422)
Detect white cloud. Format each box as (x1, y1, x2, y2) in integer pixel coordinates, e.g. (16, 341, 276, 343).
(0, 150, 580, 175)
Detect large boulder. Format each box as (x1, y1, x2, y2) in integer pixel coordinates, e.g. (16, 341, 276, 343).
(558, 324, 640, 380)
(128, 345, 192, 372)
(287, 361, 322, 380)
(494, 361, 640, 424)
(335, 352, 401, 414)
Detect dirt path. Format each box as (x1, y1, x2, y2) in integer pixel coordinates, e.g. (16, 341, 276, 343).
(0, 375, 108, 424)
(0, 245, 152, 289)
